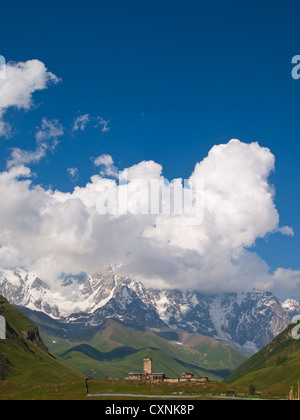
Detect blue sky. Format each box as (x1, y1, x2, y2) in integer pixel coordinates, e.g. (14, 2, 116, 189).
(0, 0, 299, 295)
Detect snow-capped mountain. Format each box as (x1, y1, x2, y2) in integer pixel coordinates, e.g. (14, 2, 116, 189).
(0, 268, 61, 317)
(0, 267, 143, 318)
(142, 288, 292, 354)
(280, 298, 300, 318)
(0, 267, 297, 355)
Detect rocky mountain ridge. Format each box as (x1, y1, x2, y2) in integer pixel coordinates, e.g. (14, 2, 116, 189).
(0, 267, 297, 355)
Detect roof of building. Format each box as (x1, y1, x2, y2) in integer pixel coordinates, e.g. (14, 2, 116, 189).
(150, 373, 165, 375)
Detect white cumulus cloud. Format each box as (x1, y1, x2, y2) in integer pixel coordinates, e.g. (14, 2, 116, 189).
(93, 154, 119, 178)
(0, 59, 60, 137)
(0, 139, 298, 297)
(6, 118, 64, 168)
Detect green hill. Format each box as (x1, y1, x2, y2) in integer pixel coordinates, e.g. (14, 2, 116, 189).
(225, 323, 300, 395)
(42, 319, 247, 381)
(0, 295, 85, 385)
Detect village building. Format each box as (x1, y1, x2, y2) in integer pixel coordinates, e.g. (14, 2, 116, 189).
(128, 358, 209, 384)
(128, 358, 165, 383)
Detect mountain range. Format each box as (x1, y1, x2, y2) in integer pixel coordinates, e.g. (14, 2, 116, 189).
(1, 279, 299, 398)
(0, 266, 298, 356)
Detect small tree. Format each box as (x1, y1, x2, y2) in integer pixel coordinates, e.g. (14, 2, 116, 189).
(249, 384, 256, 395)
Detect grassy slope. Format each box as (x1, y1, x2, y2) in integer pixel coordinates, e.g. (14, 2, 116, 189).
(42, 320, 247, 381)
(60, 346, 222, 380)
(0, 295, 85, 386)
(225, 324, 300, 395)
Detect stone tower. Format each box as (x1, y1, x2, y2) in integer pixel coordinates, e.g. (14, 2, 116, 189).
(143, 358, 152, 375)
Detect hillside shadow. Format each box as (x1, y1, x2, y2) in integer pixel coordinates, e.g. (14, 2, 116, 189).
(59, 344, 140, 362)
(172, 357, 232, 379)
(59, 344, 231, 380)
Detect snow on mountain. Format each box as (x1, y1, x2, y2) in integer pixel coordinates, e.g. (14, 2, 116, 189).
(0, 266, 142, 316)
(280, 298, 300, 318)
(0, 268, 61, 317)
(0, 267, 297, 354)
(142, 288, 291, 354)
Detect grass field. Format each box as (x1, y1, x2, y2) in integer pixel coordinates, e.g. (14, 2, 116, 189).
(87, 379, 242, 397)
(0, 378, 290, 400)
(0, 379, 254, 400)
(0, 381, 87, 400)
